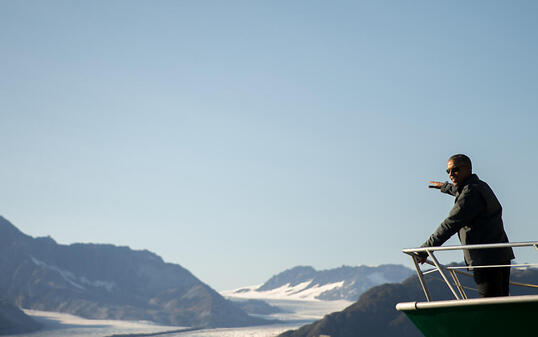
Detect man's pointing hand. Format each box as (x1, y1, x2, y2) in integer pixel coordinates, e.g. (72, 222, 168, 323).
(428, 181, 443, 189)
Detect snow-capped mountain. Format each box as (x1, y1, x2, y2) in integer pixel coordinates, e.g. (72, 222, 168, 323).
(222, 265, 414, 302)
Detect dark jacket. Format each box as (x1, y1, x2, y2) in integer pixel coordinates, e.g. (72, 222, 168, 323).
(422, 174, 514, 266)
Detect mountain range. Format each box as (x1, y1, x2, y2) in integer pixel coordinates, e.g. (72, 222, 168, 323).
(0, 216, 268, 329)
(223, 265, 414, 302)
(4, 214, 534, 337)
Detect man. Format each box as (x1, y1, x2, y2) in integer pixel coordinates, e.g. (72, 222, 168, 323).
(419, 154, 514, 297)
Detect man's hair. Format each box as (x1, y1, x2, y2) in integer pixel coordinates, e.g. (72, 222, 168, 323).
(449, 154, 472, 169)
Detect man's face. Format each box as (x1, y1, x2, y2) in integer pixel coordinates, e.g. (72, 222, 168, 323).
(446, 159, 471, 186)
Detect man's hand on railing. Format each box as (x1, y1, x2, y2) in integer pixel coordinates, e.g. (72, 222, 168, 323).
(414, 254, 428, 264)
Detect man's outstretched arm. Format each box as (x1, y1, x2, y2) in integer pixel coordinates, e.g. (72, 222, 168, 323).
(418, 187, 486, 263)
(423, 188, 485, 247)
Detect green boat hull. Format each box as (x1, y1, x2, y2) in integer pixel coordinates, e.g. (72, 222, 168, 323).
(397, 295, 538, 337)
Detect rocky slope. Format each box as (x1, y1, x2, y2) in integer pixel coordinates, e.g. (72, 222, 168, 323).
(0, 298, 41, 335)
(230, 299, 285, 315)
(0, 216, 267, 328)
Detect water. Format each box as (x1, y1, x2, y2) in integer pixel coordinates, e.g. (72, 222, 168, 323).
(160, 325, 300, 337)
(6, 299, 351, 337)
(4, 310, 302, 337)
(5, 310, 178, 337)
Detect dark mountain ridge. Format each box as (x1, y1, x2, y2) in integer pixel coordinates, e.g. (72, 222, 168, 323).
(0, 216, 268, 328)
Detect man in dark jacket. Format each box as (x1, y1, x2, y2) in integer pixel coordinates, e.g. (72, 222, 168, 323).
(419, 154, 514, 297)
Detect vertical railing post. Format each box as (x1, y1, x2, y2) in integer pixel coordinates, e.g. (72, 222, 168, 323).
(412, 255, 432, 302)
(449, 269, 467, 299)
(427, 251, 460, 300)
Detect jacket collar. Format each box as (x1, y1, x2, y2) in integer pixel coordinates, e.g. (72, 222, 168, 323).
(458, 173, 479, 192)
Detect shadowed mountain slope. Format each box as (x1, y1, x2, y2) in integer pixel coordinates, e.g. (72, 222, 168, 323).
(0, 298, 41, 335)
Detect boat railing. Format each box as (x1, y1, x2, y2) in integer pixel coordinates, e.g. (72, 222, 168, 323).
(402, 241, 538, 302)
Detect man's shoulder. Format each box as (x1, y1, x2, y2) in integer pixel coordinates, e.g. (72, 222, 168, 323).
(460, 183, 479, 196)
(461, 175, 497, 204)
(459, 178, 486, 198)
(473, 176, 494, 193)
(462, 174, 488, 190)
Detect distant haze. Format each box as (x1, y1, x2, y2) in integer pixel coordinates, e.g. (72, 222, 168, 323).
(1, 1, 537, 290)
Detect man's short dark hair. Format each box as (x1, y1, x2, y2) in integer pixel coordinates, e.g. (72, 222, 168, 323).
(449, 154, 472, 169)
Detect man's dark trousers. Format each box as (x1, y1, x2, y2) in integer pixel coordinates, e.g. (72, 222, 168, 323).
(473, 262, 511, 297)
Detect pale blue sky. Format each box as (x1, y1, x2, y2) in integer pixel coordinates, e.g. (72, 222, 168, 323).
(1, 1, 538, 290)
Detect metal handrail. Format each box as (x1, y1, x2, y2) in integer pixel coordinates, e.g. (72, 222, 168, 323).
(402, 241, 538, 253)
(403, 241, 538, 302)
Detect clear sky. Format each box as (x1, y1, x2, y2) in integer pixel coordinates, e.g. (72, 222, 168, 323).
(1, 1, 538, 291)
